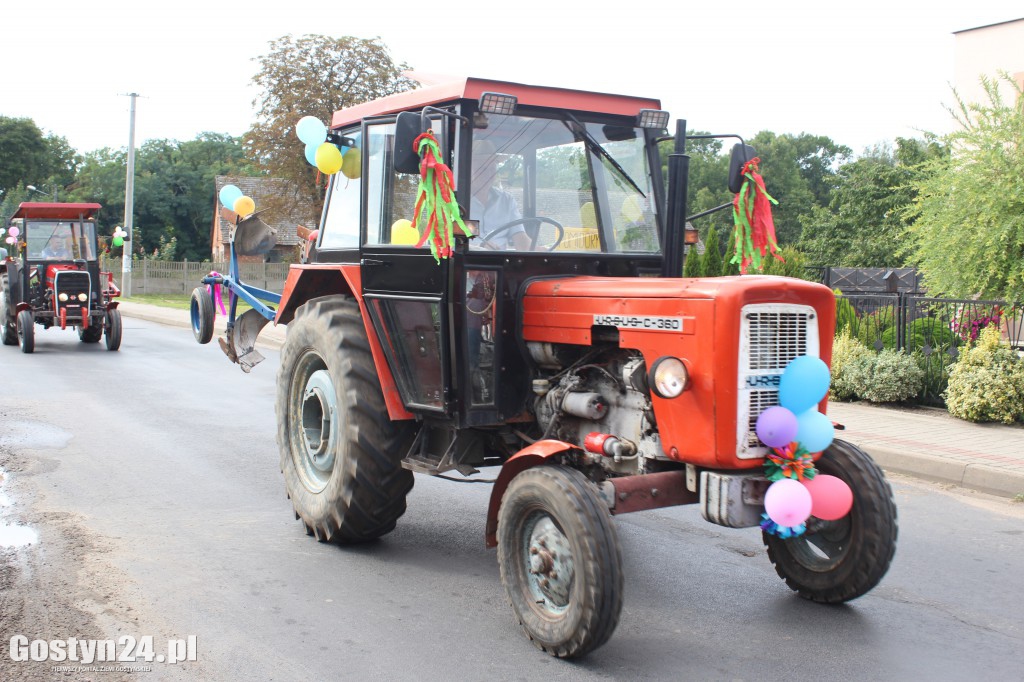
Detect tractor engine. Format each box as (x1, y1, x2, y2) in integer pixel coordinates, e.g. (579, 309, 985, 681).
(531, 349, 663, 477)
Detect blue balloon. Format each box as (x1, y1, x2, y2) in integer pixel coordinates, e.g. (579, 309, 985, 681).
(219, 184, 242, 209)
(778, 356, 831, 414)
(796, 408, 835, 453)
(304, 143, 318, 166)
(296, 116, 326, 146)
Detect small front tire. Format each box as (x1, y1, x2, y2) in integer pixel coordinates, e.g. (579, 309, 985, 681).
(105, 309, 122, 351)
(17, 309, 34, 354)
(763, 439, 898, 603)
(497, 465, 623, 658)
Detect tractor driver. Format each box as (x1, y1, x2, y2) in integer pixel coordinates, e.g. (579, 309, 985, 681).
(469, 139, 531, 250)
(42, 233, 73, 259)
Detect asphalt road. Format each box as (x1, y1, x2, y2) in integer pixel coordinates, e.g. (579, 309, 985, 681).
(1, 318, 1022, 681)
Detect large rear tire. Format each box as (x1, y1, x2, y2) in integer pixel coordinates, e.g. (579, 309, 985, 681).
(0, 275, 17, 346)
(497, 465, 624, 658)
(17, 309, 34, 354)
(276, 295, 414, 543)
(763, 438, 897, 603)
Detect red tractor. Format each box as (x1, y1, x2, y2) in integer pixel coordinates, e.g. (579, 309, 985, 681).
(1, 202, 122, 352)
(201, 78, 897, 657)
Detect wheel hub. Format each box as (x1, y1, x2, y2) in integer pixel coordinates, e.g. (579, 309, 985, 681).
(525, 515, 574, 609)
(299, 369, 337, 487)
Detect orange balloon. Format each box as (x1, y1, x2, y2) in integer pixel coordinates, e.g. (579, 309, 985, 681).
(233, 196, 256, 217)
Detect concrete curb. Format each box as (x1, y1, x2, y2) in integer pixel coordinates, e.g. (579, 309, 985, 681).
(856, 444, 1024, 498)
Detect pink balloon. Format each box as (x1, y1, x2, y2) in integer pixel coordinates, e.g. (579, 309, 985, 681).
(802, 475, 853, 521)
(8, 226, 19, 237)
(756, 406, 799, 448)
(764, 479, 812, 527)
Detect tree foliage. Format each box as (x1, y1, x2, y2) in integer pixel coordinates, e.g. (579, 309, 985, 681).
(73, 134, 254, 259)
(244, 34, 415, 216)
(799, 137, 947, 267)
(906, 74, 1024, 301)
(0, 116, 80, 207)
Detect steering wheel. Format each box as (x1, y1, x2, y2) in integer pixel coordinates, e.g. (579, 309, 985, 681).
(477, 217, 565, 252)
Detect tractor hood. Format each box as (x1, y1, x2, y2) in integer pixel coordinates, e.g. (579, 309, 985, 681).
(521, 275, 834, 347)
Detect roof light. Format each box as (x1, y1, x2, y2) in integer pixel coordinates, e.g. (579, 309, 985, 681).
(637, 109, 670, 130)
(479, 92, 517, 115)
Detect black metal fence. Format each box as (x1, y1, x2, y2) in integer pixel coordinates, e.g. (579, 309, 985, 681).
(836, 293, 1023, 405)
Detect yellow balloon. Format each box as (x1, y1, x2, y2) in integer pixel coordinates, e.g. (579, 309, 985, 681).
(621, 196, 642, 222)
(233, 195, 256, 217)
(391, 219, 419, 246)
(341, 148, 362, 179)
(580, 201, 597, 229)
(315, 143, 343, 175)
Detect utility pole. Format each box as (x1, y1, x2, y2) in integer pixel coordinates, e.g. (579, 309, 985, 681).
(122, 92, 139, 296)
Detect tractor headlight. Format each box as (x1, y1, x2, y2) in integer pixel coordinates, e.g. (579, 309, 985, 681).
(58, 292, 69, 302)
(648, 356, 690, 398)
(78, 293, 87, 302)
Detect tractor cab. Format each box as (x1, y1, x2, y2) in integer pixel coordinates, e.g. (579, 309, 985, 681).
(1, 202, 121, 352)
(312, 79, 676, 429)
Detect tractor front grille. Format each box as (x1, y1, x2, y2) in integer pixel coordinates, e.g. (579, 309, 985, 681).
(736, 304, 819, 458)
(53, 270, 91, 318)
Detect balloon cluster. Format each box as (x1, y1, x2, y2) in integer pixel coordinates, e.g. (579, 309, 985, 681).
(112, 226, 128, 248)
(754, 356, 854, 536)
(295, 116, 361, 179)
(219, 184, 255, 218)
(4, 225, 18, 246)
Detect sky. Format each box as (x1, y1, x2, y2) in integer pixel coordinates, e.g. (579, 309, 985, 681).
(3, 1, 1021, 158)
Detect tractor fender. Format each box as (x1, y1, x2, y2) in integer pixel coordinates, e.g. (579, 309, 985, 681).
(485, 439, 579, 548)
(275, 263, 413, 422)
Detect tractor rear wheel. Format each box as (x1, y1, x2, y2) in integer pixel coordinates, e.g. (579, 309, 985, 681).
(190, 286, 214, 344)
(276, 295, 414, 543)
(763, 438, 897, 603)
(497, 465, 624, 658)
(17, 309, 34, 354)
(0, 275, 16, 346)
(104, 309, 122, 351)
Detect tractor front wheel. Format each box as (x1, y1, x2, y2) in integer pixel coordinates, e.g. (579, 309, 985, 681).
(276, 295, 414, 543)
(763, 438, 897, 603)
(79, 315, 103, 343)
(17, 309, 34, 354)
(104, 309, 122, 351)
(497, 465, 623, 658)
(0, 276, 17, 346)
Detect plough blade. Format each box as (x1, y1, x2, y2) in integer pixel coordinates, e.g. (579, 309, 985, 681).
(218, 308, 271, 373)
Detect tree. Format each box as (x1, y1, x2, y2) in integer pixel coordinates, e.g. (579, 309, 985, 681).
(701, 225, 723, 278)
(74, 134, 252, 259)
(245, 34, 415, 215)
(798, 138, 947, 267)
(0, 117, 79, 201)
(906, 74, 1024, 301)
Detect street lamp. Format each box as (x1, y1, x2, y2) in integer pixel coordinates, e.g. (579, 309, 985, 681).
(26, 185, 58, 201)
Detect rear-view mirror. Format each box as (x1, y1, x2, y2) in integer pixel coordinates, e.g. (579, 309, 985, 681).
(728, 143, 757, 194)
(394, 111, 427, 175)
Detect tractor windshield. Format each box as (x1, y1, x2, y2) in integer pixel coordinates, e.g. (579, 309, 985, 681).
(469, 112, 659, 253)
(26, 221, 98, 261)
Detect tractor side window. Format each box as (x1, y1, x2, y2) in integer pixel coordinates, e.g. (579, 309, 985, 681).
(319, 130, 362, 250)
(365, 122, 422, 247)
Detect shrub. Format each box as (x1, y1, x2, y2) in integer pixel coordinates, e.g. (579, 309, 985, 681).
(945, 326, 1024, 424)
(835, 293, 859, 337)
(844, 349, 925, 403)
(880, 316, 958, 352)
(830, 329, 871, 401)
(856, 305, 895, 350)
